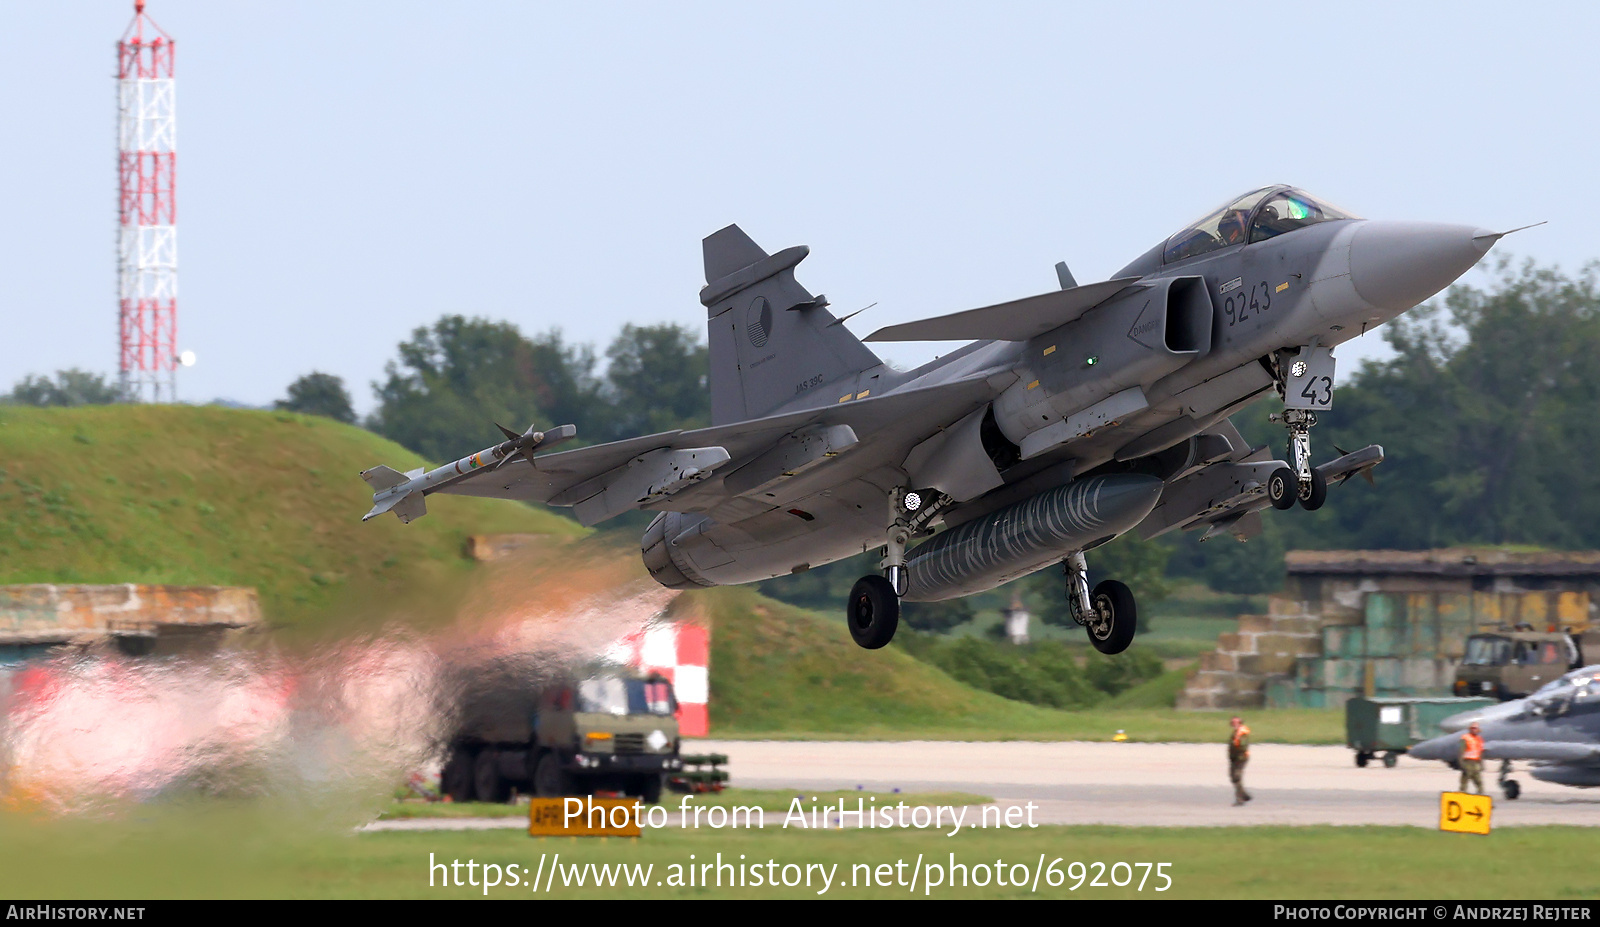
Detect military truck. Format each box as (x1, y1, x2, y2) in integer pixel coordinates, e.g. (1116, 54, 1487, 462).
(1453, 627, 1597, 701)
(440, 668, 683, 804)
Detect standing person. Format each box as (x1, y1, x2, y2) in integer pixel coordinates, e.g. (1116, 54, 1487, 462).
(1459, 722, 1485, 794)
(1229, 716, 1252, 806)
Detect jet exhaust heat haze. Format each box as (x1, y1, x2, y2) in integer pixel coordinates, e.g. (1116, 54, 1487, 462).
(0, 548, 681, 813)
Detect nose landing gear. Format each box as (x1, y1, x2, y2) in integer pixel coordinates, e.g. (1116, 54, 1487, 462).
(1269, 345, 1337, 512)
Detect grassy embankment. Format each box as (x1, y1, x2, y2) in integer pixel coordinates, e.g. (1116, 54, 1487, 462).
(0, 404, 581, 626)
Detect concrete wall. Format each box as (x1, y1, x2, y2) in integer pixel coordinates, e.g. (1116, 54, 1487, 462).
(0, 584, 260, 648)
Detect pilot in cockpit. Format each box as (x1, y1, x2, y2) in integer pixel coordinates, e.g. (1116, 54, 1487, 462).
(1217, 209, 1249, 246)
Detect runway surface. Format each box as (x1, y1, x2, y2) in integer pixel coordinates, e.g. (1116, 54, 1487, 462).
(368, 740, 1600, 830)
(691, 740, 1600, 828)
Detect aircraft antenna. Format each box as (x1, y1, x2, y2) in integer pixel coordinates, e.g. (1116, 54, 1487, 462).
(117, 1, 180, 402)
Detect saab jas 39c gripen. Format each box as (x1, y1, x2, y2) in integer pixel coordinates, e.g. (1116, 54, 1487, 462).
(362, 186, 1508, 654)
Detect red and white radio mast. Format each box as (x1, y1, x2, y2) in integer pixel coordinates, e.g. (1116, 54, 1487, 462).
(117, 1, 179, 403)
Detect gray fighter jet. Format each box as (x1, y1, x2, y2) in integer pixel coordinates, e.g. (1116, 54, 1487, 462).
(362, 185, 1505, 654)
(1410, 668, 1600, 798)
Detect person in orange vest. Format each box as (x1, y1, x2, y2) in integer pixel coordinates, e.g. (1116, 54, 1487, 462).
(1229, 716, 1252, 805)
(1458, 722, 1485, 794)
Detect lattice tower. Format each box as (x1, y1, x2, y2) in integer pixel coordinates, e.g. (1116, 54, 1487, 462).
(117, 1, 178, 403)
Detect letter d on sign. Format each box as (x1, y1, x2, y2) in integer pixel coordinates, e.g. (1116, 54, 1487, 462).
(1438, 791, 1492, 835)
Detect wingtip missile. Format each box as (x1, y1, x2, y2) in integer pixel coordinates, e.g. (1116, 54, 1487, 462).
(360, 423, 578, 523)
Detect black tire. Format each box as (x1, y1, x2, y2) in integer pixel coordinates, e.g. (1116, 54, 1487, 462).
(1382, 751, 1398, 769)
(1267, 467, 1297, 510)
(1503, 779, 1521, 800)
(1085, 580, 1137, 655)
(1355, 752, 1370, 768)
(847, 575, 900, 649)
(1297, 467, 1328, 511)
(533, 751, 571, 798)
(638, 774, 664, 804)
(475, 747, 508, 803)
(442, 746, 475, 803)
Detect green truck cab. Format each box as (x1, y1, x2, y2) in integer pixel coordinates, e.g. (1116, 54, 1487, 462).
(1453, 629, 1587, 701)
(441, 671, 682, 804)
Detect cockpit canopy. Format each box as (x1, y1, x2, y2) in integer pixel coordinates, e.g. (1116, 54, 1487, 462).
(1526, 668, 1600, 718)
(1162, 185, 1357, 265)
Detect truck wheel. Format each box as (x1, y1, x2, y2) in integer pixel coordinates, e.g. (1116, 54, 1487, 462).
(475, 747, 509, 803)
(442, 746, 475, 803)
(1355, 752, 1370, 768)
(639, 774, 664, 804)
(1382, 751, 1399, 768)
(534, 751, 570, 798)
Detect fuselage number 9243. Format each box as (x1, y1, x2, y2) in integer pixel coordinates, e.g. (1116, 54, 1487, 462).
(1223, 281, 1272, 327)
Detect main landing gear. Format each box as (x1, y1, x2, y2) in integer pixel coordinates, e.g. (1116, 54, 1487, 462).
(1066, 551, 1137, 655)
(846, 487, 948, 650)
(847, 574, 899, 650)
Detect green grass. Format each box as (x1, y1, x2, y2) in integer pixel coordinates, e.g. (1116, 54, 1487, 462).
(1104, 662, 1198, 710)
(0, 405, 580, 624)
(1146, 582, 1270, 619)
(0, 803, 1589, 898)
(377, 789, 992, 820)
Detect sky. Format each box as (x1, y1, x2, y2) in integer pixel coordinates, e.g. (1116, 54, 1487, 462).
(4, 2, 1597, 415)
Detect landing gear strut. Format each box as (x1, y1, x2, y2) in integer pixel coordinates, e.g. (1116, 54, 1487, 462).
(1065, 551, 1137, 654)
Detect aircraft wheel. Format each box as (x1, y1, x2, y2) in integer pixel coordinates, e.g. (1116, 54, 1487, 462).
(1085, 580, 1137, 655)
(442, 746, 475, 803)
(1502, 779, 1521, 800)
(1267, 468, 1298, 510)
(1297, 468, 1328, 511)
(1355, 752, 1370, 768)
(1382, 751, 1399, 769)
(847, 575, 900, 649)
(533, 751, 571, 798)
(475, 747, 509, 803)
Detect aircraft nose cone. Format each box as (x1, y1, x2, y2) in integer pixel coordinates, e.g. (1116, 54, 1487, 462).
(1349, 221, 1496, 313)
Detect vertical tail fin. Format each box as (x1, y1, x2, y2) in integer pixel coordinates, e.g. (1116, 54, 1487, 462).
(700, 225, 882, 425)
